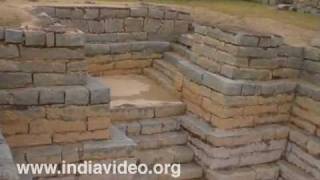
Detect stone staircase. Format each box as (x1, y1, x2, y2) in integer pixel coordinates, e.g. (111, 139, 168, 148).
(116, 115, 204, 180)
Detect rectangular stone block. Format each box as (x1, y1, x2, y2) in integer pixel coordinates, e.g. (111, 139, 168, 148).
(0, 72, 32, 89)
(11, 88, 39, 105)
(88, 20, 105, 33)
(6, 134, 51, 148)
(87, 117, 111, 131)
(100, 8, 130, 18)
(84, 8, 99, 19)
(86, 77, 110, 104)
(56, 8, 72, 18)
(30, 119, 86, 134)
(105, 18, 124, 33)
(125, 18, 144, 32)
(55, 32, 85, 47)
(0, 44, 19, 59)
(24, 30, 46, 46)
(39, 87, 65, 105)
(65, 86, 89, 105)
(19, 61, 66, 73)
(53, 130, 110, 143)
(130, 7, 148, 17)
(5, 29, 23, 43)
(20, 47, 84, 60)
(33, 73, 87, 86)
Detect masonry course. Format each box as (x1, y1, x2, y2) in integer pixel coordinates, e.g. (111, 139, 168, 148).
(0, 3, 319, 180)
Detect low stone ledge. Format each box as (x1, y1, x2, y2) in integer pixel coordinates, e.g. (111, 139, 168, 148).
(193, 23, 283, 48)
(0, 78, 110, 106)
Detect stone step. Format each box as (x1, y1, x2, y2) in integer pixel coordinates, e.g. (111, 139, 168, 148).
(85, 41, 170, 56)
(171, 43, 197, 63)
(0, 76, 110, 106)
(12, 127, 136, 165)
(116, 116, 181, 136)
(144, 68, 177, 93)
(111, 102, 186, 122)
(153, 59, 177, 82)
(278, 160, 316, 180)
(205, 163, 279, 180)
(134, 145, 194, 165)
(163, 51, 296, 96)
(132, 131, 188, 150)
(177, 34, 194, 47)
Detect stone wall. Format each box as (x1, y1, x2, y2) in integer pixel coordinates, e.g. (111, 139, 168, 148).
(145, 22, 320, 179)
(0, 26, 112, 149)
(34, 4, 191, 41)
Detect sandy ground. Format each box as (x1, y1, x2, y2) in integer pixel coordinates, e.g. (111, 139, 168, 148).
(0, 0, 317, 46)
(99, 75, 180, 107)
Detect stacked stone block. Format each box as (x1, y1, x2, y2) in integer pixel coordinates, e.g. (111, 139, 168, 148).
(34, 4, 191, 42)
(280, 41, 320, 180)
(0, 131, 19, 180)
(0, 27, 112, 149)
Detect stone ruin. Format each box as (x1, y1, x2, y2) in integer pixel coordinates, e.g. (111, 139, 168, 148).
(0, 3, 319, 180)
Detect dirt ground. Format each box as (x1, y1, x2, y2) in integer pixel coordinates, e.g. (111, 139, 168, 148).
(0, 0, 318, 46)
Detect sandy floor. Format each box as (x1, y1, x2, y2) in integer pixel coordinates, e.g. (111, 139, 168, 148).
(98, 75, 180, 107)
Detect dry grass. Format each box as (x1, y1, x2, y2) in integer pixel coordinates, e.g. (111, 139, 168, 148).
(0, 0, 318, 45)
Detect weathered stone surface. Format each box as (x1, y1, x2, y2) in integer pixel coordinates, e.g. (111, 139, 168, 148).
(20, 47, 84, 60)
(0, 44, 19, 58)
(24, 30, 46, 46)
(84, 8, 99, 19)
(125, 18, 144, 32)
(19, 61, 66, 73)
(88, 20, 105, 33)
(39, 87, 65, 104)
(56, 32, 85, 47)
(100, 8, 130, 18)
(33, 73, 87, 86)
(5, 29, 23, 43)
(130, 7, 148, 17)
(86, 77, 110, 104)
(56, 8, 72, 18)
(10, 88, 39, 105)
(0, 73, 32, 89)
(65, 86, 89, 105)
(105, 18, 124, 33)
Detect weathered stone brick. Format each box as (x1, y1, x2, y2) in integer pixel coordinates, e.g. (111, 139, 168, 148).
(5, 29, 23, 43)
(84, 8, 99, 19)
(26, 145, 62, 163)
(39, 87, 65, 105)
(0, 27, 4, 40)
(174, 20, 189, 33)
(65, 86, 89, 105)
(20, 47, 84, 60)
(88, 20, 105, 33)
(144, 19, 161, 33)
(125, 18, 144, 32)
(0, 73, 32, 89)
(56, 32, 85, 47)
(7, 134, 51, 148)
(56, 8, 72, 18)
(19, 61, 66, 73)
(86, 77, 110, 104)
(46, 32, 55, 47)
(100, 8, 129, 18)
(0, 44, 19, 58)
(33, 73, 87, 86)
(105, 18, 124, 33)
(25, 30, 46, 46)
(130, 7, 148, 17)
(53, 130, 109, 143)
(30, 119, 86, 134)
(87, 117, 111, 131)
(10, 88, 39, 105)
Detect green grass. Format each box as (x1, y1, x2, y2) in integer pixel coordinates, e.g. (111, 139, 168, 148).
(97, 0, 320, 30)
